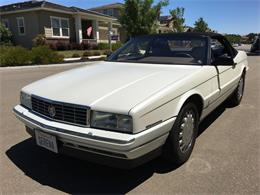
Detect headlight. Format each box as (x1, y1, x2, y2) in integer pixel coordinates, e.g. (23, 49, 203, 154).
(20, 91, 32, 109)
(91, 111, 133, 133)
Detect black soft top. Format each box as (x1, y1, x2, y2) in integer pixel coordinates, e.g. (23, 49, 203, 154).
(136, 32, 224, 39)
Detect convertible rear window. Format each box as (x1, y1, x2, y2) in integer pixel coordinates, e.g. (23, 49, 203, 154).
(108, 36, 208, 65)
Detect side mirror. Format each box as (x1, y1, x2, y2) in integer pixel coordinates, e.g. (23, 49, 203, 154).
(212, 56, 235, 66)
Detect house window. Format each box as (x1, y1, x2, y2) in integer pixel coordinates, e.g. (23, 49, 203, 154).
(103, 9, 113, 16)
(51, 16, 69, 37)
(16, 17, 25, 35)
(113, 9, 120, 18)
(103, 9, 108, 15)
(2, 19, 9, 29)
(107, 9, 113, 16)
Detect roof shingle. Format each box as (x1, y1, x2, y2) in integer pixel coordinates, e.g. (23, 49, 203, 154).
(0, 0, 116, 19)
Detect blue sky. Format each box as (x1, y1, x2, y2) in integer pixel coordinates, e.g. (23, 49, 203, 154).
(1, 0, 259, 35)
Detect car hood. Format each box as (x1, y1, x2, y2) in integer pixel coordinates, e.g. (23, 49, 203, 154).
(23, 61, 202, 114)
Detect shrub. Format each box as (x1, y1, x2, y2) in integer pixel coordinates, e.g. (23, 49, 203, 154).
(97, 42, 122, 51)
(56, 42, 69, 51)
(33, 34, 46, 46)
(0, 22, 13, 45)
(81, 42, 98, 50)
(48, 43, 57, 50)
(83, 51, 93, 57)
(47, 42, 70, 51)
(31, 46, 64, 64)
(91, 43, 98, 50)
(72, 53, 81, 58)
(0, 46, 31, 66)
(81, 42, 91, 50)
(97, 43, 109, 50)
(83, 51, 101, 57)
(0, 46, 64, 66)
(112, 42, 123, 51)
(70, 42, 82, 50)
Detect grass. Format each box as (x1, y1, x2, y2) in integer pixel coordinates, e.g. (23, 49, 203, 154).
(58, 50, 107, 58)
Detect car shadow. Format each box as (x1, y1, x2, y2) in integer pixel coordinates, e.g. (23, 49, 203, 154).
(198, 102, 226, 136)
(247, 52, 260, 56)
(6, 139, 179, 194)
(6, 103, 227, 194)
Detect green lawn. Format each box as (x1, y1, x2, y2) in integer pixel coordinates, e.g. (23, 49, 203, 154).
(57, 50, 107, 58)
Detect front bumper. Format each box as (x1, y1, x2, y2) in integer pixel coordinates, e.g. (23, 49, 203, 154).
(13, 105, 175, 161)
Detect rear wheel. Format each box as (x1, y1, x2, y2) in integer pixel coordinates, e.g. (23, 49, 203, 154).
(163, 102, 199, 165)
(228, 73, 245, 106)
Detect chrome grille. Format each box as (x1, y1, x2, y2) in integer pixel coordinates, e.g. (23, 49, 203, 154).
(31, 95, 88, 126)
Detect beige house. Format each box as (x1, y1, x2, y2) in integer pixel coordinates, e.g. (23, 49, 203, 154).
(90, 3, 175, 35)
(90, 3, 123, 19)
(0, 1, 121, 48)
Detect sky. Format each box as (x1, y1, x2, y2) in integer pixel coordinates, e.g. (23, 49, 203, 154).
(1, 0, 259, 35)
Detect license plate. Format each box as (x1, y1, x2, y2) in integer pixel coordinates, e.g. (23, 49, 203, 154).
(35, 130, 58, 153)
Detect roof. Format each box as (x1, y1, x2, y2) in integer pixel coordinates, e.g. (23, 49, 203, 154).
(0, 0, 44, 12)
(0, 0, 116, 19)
(71, 6, 116, 18)
(159, 16, 172, 22)
(89, 3, 124, 10)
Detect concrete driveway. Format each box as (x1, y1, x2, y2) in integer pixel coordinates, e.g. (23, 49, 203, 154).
(0, 57, 259, 194)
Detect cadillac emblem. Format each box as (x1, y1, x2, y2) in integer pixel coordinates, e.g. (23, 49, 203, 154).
(48, 105, 56, 117)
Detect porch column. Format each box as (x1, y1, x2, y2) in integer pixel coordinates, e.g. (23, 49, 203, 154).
(108, 21, 112, 51)
(75, 15, 82, 44)
(93, 20, 99, 41)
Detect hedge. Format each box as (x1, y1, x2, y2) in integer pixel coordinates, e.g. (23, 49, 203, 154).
(97, 42, 123, 51)
(0, 46, 31, 66)
(31, 46, 64, 64)
(0, 46, 64, 67)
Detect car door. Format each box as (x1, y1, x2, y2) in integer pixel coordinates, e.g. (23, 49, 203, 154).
(211, 37, 241, 98)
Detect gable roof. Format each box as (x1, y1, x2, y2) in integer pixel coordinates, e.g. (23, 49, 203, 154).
(89, 3, 124, 11)
(0, 0, 44, 12)
(0, 0, 117, 20)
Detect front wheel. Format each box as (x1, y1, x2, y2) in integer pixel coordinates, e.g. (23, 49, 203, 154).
(163, 102, 199, 165)
(228, 73, 245, 106)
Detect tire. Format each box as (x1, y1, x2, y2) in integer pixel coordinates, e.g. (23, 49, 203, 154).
(227, 73, 245, 106)
(163, 102, 199, 165)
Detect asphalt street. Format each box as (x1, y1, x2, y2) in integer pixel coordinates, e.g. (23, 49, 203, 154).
(0, 54, 259, 194)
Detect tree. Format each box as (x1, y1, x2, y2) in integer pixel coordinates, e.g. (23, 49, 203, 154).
(120, 0, 169, 38)
(194, 17, 209, 32)
(247, 33, 260, 43)
(169, 7, 185, 32)
(225, 34, 242, 44)
(0, 22, 12, 45)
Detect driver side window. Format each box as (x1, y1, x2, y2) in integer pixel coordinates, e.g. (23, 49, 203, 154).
(117, 40, 149, 60)
(211, 38, 231, 62)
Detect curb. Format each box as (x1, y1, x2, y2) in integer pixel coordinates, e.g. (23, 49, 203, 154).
(63, 55, 106, 62)
(64, 57, 82, 62)
(0, 61, 99, 70)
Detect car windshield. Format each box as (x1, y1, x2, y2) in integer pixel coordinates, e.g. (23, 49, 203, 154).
(107, 35, 208, 65)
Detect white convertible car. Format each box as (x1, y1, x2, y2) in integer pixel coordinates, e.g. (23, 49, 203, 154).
(13, 33, 248, 168)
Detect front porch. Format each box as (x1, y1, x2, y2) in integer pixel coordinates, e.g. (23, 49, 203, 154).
(74, 15, 121, 44)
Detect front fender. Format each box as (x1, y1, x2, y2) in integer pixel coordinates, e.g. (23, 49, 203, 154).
(131, 90, 205, 133)
(174, 90, 205, 116)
